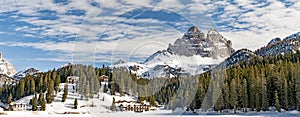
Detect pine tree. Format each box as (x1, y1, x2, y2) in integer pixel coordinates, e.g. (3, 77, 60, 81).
(54, 75, 61, 94)
(41, 95, 46, 111)
(32, 95, 38, 111)
(150, 95, 157, 106)
(86, 81, 90, 98)
(103, 83, 108, 93)
(74, 99, 78, 109)
(62, 84, 68, 102)
(242, 79, 249, 111)
(261, 76, 269, 111)
(30, 79, 35, 95)
(38, 92, 44, 106)
(223, 82, 230, 109)
(7, 93, 12, 104)
(230, 79, 238, 112)
(296, 63, 300, 110)
(16, 80, 25, 99)
(283, 78, 289, 110)
(275, 90, 281, 112)
(46, 79, 54, 103)
(214, 90, 224, 112)
(110, 97, 116, 111)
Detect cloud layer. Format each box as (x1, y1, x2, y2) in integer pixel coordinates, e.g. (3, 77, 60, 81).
(0, 0, 299, 68)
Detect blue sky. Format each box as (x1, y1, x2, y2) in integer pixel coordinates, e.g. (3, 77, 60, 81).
(0, 0, 299, 71)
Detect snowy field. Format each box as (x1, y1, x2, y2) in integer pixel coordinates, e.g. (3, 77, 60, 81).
(1, 83, 299, 117)
(0, 110, 300, 117)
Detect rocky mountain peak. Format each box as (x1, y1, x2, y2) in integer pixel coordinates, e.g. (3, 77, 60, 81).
(183, 26, 205, 42)
(122, 26, 235, 78)
(167, 26, 234, 57)
(0, 52, 17, 77)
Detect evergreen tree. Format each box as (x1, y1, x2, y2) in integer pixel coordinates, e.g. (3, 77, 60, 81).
(32, 95, 38, 111)
(230, 79, 238, 112)
(110, 97, 116, 111)
(149, 95, 157, 106)
(103, 83, 108, 93)
(54, 75, 61, 94)
(38, 92, 44, 106)
(30, 79, 35, 95)
(283, 78, 289, 110)
(74, 99, 78, 109)
(7, 93, 12, 104)
(86, 81, 91, 98)
(223, 82, 230, 109)
(261, 76, 269, 111)
(275, 90, 281, 112)
(16, 80, 25, 99)
(242, 79, 249, 111)
(46, 79, 54, 103)
(62, 84, 68, 102)
(41, 95, 46, 111)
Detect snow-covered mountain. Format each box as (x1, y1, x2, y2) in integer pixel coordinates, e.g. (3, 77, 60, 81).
(256, 32, 300, 56)
(0, 53, 17, 77)
(13, 68, 40, 80)
(0, 74, 17, 87)
(115, 26, 234, 78)
(219, 49, 257, 68)
(220, 32, 300, 68)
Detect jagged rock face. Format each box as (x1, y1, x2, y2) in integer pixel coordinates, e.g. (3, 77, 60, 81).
(0, 53, 17, 77)
(167, 26, 234, 58)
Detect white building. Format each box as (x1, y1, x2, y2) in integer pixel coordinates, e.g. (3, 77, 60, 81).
(67, 76, 79, 84)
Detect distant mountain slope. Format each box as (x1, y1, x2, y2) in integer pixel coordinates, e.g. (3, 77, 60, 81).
(0, 53, 16, 77)
(13, 68, 40, 80)
(0, 74, 17, 87)
(219, 49, 257, 68)
(221, 32, 300, 68)
(256, 32, 300, 56)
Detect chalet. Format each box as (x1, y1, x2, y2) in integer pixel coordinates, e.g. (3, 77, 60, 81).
(8, 102, 27, 111)
(67, 76, 79, 84)
(115, 100, 154, 112)
(100, 75, 108, 82)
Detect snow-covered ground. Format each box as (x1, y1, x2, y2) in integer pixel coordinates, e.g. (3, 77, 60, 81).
(1, 110, 300, 117)
(1, 82, 300, 117)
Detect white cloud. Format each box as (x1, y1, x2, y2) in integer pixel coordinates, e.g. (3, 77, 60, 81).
(201, 0, 300, 50)
(1, 0, 299, 65)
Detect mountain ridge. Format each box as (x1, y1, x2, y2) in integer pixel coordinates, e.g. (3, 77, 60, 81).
(115, 28, 300, 78)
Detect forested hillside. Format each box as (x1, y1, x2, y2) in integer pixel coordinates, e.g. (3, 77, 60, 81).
(1, 51, 300, 113)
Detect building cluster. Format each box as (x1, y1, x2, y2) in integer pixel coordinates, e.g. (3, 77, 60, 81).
(115, 100, 157, 112)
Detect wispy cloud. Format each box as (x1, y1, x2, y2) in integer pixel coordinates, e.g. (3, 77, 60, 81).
(0, 0, 298, 66)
